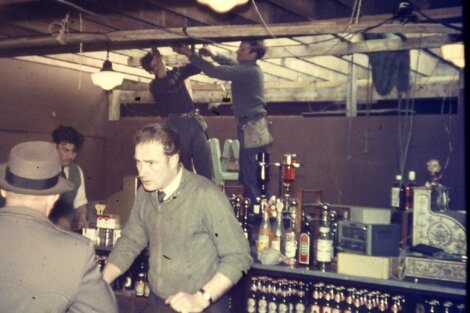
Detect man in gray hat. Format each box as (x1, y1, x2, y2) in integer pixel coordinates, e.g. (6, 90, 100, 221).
(0, 141, 117, 312)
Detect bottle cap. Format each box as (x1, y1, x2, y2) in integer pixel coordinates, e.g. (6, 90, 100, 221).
(408, 171, 416, 180)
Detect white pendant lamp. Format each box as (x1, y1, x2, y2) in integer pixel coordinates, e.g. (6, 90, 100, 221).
(91, 51, 124, 90)
(441, 43, 465, 68)
(196, 0, 249, 13)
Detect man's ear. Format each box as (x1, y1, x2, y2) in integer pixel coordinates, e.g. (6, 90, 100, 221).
(169, 153, 180, 169)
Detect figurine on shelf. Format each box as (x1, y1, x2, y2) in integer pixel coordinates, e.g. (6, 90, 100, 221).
(424, 159, 450, 212)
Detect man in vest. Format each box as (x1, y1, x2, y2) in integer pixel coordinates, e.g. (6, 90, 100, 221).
(49, 125, 89, 230)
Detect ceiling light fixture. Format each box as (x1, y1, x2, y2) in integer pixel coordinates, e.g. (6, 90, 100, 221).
(91, 51, 124, 90)
(441, 43, 465, 68)
(196, 0, 249, 13)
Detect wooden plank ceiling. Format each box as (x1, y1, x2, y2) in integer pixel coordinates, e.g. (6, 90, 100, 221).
(0, 0, 464, 111)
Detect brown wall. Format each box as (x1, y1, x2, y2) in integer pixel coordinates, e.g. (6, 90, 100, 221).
(103, 113, 465, 210)
(0, 59, 108, 201)
(1, 59, 466, 211)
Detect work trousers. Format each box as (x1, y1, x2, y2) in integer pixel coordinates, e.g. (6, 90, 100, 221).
(145, 293, 230, 313)
(237, 124, 267, 206)
(166, 116, 214, 181)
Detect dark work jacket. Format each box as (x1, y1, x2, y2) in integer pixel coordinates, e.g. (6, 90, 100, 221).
(149, 64, 201, 115)
(49, 162, 81, 223)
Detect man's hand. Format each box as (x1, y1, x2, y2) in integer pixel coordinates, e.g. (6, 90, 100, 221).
(172, 44, 192, 57)
(165, 291, 210, 313)
(102, 262, 122, 285)
(55, 217, 71, 230)
(198, 46, 214, 58)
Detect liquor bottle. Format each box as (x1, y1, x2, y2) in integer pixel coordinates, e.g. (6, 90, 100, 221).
(242, 198, 251, 242)
(283, 212, 297, 265)
(343, 288, 355, 313)
(332, 288, 343, 313)
(253, 196, 262, 216)
(390, 174, 405, 210)
(442, 301, 453, 313)
(123, 268, 134, 291)
(134, 258, 147, 297)
(267, 280, 278, 313)
(310, 283, 324, 313)
(404, 171, 416, 210)
(278, 281, 289, 313)
(295, 281, 306, 313)
(322, 285, 333, 313)
(247, 277, 258, 313)
(271, 205, 285, 252)
(298, 209, 313, 266)
(257, 278, 268, 313)
(315, 204, 333, 272)
(257, 200, 272, 255)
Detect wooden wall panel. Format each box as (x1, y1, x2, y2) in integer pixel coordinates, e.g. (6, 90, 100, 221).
(0, 59, 107, 201)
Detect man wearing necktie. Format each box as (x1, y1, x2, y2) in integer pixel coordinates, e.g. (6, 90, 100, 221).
(49, 125, 89, 230)
(103, 123, 252, 313)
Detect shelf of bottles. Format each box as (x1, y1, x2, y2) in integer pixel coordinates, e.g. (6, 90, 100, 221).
(245, 274, 466, 313)
(96, 252, 150, 298)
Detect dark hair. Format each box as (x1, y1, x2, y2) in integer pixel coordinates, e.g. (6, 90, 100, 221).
(133, 123, 180, 156)
(51, 125, 84, 151)
(244, 40, 267, 59)
(140, 52, 154, 72)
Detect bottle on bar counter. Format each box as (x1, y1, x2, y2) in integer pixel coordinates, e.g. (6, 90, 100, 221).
(283, 213, 297, 265)
(134, 258, 147, 297)
(257, 199, 272, 256)
(315, 204, 333, 272)
(405, 171, 416, 210)
(390, 174, 405, 210)
(271, 202, 285, 252)
(298, 209, 313, 266)
(246, 277, 258, 313)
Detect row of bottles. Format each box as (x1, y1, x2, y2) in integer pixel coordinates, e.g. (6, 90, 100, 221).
(416, 299, 466, 313)
(257, 201, 338, 271)
(96, 253, 150, 297)
(246, 275, 406, 313)
(257, 196, 298, 265)
(390, 171, 416, 211)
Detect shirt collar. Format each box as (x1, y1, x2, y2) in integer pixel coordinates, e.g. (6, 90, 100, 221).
(157, 166, 183, 201)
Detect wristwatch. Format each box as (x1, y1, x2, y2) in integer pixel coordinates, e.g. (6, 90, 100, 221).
(198, 288, 214, 305)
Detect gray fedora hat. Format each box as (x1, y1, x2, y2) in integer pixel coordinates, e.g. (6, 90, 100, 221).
(0, 141, 74, 195)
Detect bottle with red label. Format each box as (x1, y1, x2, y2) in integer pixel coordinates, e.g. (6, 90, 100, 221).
(298, 209, 313, 266)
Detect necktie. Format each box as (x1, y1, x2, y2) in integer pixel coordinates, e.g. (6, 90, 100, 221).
(157, 190, 166, 203)
(60, 166, 67, 179)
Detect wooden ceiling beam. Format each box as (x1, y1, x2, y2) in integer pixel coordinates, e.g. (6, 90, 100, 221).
(119, 76, 460, 104)
(264, 34, 456, 58)
(0, 6, 461, 57)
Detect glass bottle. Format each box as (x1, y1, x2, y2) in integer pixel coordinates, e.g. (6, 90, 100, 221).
(405, 171, 416, 210)
(283, 212, 297, 265)
(271, 205, 285, 252)
(391, 174, 405, 210)
(298, 209, 313, 266)
(247, 277, 258, 313)
(258, 277, 268, 313)
(267, 279, 278, 313)
(310, 283, 322, 313)
(343, 288, 355, 313)
(321, 285, 333, 313)
(315, 204, 333, 272)
(295, 281, 306, 313)
(257, 200, 272, 255)
(134, 258, 147, 297)
(278, 281, 289, 313)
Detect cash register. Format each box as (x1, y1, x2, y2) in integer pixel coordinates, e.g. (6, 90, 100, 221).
(404, 187, 466, 284)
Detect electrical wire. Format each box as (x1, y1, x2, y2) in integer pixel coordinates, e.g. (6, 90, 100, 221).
(407, 0, 463, 32)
